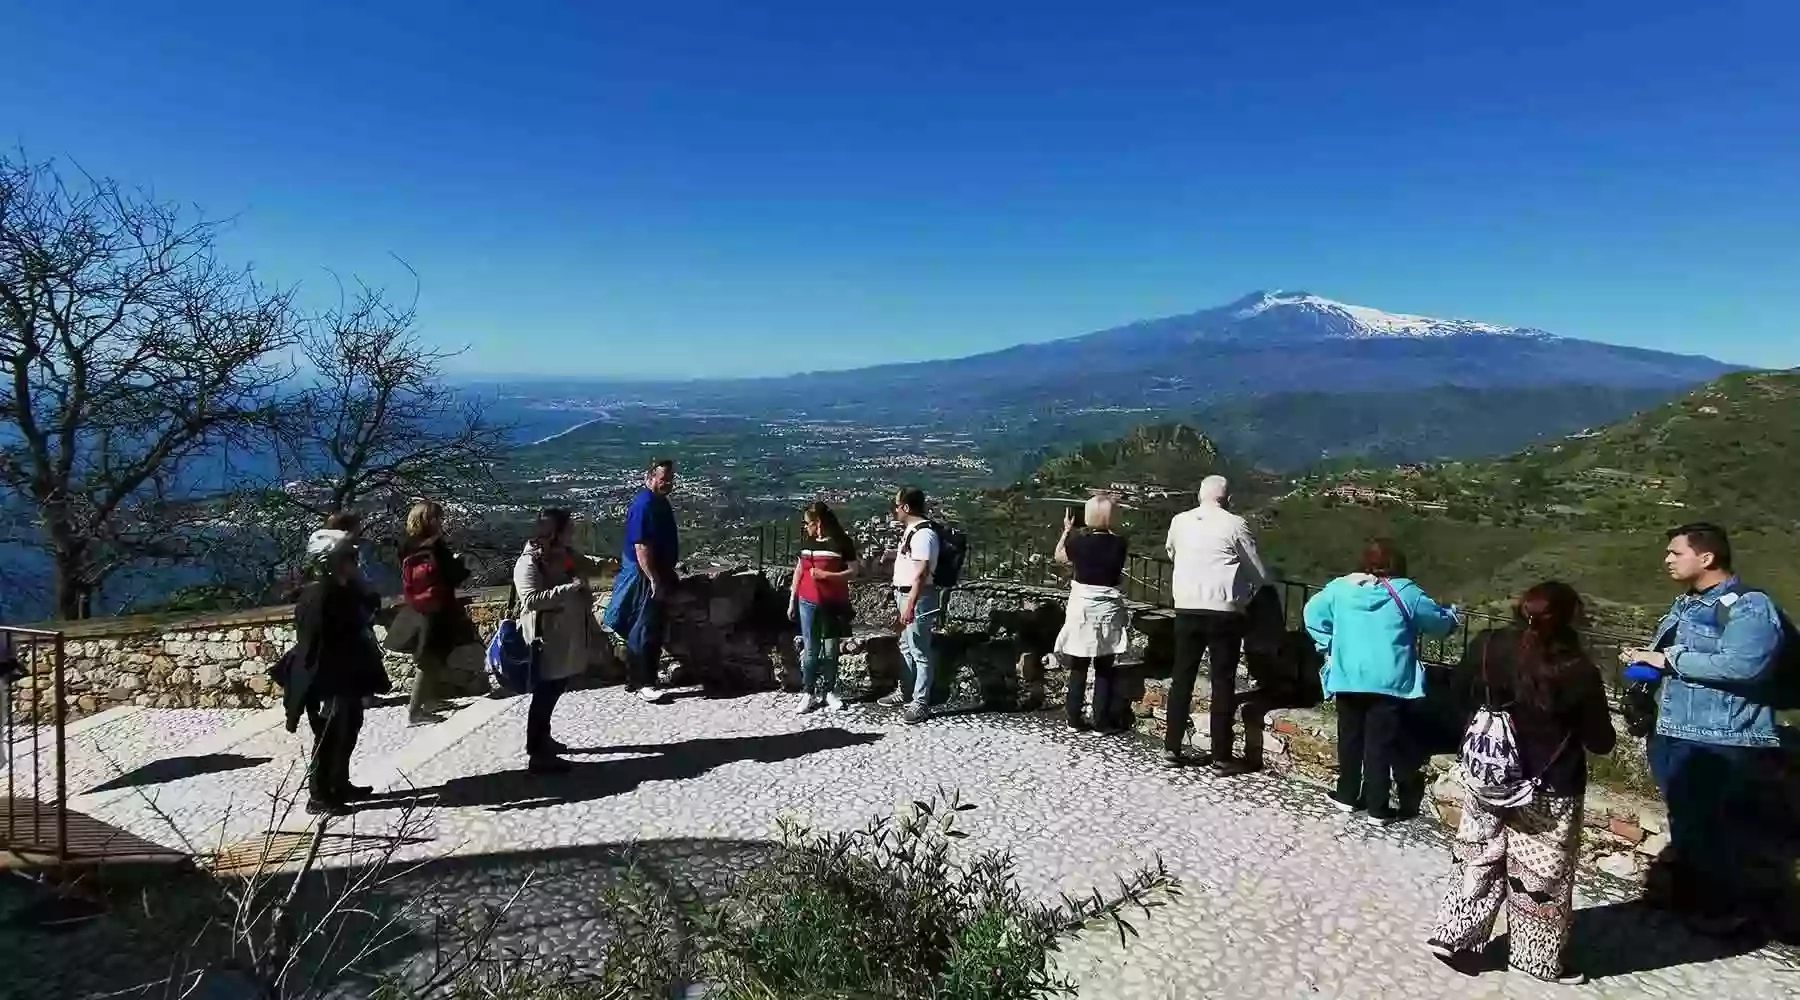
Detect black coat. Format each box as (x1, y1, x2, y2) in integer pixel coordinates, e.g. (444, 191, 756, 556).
(283, 579, 391, 732)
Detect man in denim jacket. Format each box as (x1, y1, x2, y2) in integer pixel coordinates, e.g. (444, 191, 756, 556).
(1623, 522, 1783, 934)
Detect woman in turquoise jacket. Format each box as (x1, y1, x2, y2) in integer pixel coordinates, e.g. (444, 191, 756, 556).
(1304, 539, 1460, 825)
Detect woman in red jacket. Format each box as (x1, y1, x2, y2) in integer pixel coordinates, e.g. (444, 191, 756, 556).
(787, 501, 859, 714)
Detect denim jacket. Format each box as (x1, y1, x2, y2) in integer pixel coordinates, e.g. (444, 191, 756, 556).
(1652, 576, 1783, 748)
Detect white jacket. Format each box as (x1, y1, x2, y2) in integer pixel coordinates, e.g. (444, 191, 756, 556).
(1164, 504, 1269, 612)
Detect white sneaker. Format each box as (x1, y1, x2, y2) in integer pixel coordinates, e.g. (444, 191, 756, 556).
(794, 693, 820, 715)
(824, 692, 846, 712)
(636, 687, 668, 705)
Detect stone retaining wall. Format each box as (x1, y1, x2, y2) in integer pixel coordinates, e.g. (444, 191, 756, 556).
(7, 589, 514, 721)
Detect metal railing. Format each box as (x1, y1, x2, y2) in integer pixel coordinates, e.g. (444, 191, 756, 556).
(2, 625, 68, 862)
(750, 523, 1641, 690)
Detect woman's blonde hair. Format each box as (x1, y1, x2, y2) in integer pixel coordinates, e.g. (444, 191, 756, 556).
(1083, 495, 1117, 531)
(405, 500, 445, 541)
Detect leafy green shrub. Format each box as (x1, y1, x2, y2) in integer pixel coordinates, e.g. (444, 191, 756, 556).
(687, 789, 1179, 999)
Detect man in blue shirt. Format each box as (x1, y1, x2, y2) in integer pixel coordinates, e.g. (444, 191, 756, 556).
(1622, 522, 1785, 936)
(605, 458, 679, 704)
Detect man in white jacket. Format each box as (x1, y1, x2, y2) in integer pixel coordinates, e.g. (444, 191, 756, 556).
(1163, 475, 1270, 773)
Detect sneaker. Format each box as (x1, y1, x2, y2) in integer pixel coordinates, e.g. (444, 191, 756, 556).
(636, 686, 669, 705)
(407, 711, 445, 727)
(1425, 940, 1480, 976)
(340, 783, 374, 800)
(1161, 749, 1208, 768)
(528, 755, 572, 775)
(824, 692, 846, 712)
(1326, 793, 1361, 814)
(877, 690, 908, 709)
(901, 703, 930, 725)
(1364, 809, 1397, 828)
(1067, 717, 1093, 733)
(1548, 971, 1588, 986)
(794, 693, 820, 715)
(305, 799, 351, 817)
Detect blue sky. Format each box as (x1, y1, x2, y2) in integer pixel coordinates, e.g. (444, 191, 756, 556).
(7, 0, 1798, 377)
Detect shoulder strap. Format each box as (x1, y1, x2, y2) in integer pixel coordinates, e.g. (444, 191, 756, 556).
(1381, 579, 1415, 628)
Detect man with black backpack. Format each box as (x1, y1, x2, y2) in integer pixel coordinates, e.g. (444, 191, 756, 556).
(1621, 522, 1795, 937)
(879, 487, 966, 725)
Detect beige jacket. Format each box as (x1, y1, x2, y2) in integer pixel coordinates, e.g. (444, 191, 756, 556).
(513, 542, 607, 683)
(1164, 503, 1270, 612)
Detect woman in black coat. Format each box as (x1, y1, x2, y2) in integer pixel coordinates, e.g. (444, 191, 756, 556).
(287, 539, 391, 815)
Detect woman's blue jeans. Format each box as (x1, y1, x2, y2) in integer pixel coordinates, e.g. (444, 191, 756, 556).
(798, 599, 841, 697)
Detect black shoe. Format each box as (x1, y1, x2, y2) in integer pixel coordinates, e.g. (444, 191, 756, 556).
(306, 799, 351, 817)
(1210, 757, 1256, 777)
(1067, 717, 1092, 733)
(1327, 792, 1362, 814)
(528, 755, 572, 775)
(543, 738, 570, 755)
(1161, 749, 1209, 768)
(340, 783, 374, 800)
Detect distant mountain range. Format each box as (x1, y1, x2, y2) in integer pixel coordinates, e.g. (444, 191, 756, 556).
(533, 290, 1737, 472)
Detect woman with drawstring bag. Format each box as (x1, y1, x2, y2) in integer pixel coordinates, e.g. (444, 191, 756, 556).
(1426, 581, 1617, 986)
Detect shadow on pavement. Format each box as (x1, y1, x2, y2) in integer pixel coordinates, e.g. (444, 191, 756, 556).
(0, 834, 781, 998)
(374, 727, 882, 813)
(83, 753, 273, 795)
(1572, 901, 1782, 980)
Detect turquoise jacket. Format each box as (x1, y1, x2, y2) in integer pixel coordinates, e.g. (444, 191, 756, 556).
(1303, 574, 1459, 700)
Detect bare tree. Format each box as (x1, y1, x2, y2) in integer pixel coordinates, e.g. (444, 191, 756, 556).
(244, 278, 509, 592)
(0, 154, 298, 619)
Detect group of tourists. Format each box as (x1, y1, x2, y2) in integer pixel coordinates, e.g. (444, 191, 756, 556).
(1069, 484, 1790, 986)
(277, 455, 1794, 986)
(280, 460, 684, 805)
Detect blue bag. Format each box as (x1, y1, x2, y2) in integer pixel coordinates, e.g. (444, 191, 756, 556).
(487, 585, 539, 695)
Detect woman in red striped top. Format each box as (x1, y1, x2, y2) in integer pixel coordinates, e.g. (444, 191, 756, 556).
(787, 501, 859, 714)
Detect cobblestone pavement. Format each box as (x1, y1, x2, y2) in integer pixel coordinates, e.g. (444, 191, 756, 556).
(19, 690, 1800, 998)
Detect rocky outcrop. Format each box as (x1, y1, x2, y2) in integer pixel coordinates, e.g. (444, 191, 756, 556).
(657, 569, 800, 694)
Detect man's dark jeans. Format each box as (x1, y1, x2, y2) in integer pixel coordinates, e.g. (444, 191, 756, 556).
(1649, 733, 1766, 915)
(1334, 692, 1424, 817)
(527, 676, 571, 758)
(1168, 611, 1247, 757)
(306, 695, 364, 804)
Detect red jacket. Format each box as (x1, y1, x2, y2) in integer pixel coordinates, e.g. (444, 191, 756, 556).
(795, 547, 852, 606)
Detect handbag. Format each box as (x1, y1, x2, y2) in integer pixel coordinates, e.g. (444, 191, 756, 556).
(487, 583, 541, 695)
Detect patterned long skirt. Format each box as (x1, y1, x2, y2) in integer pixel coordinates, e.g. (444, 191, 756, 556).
(1430, 787, 1582, 982)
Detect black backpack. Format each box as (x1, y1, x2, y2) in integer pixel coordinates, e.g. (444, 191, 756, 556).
(903, 520, 968, 589)
(1714, 583, 1800, 711)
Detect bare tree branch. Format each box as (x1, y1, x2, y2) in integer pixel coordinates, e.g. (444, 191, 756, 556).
(0, 153, 299, 618)
(231, 276, 510, 600)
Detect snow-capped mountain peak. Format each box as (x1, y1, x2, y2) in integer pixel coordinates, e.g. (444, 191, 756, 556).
(1227, 290, 1553, 341)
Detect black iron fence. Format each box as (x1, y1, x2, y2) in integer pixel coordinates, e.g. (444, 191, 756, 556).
(750, 523, 1642, 690)
(2, 625, 68, 862)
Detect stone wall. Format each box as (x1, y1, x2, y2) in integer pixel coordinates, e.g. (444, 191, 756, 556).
(10, 589, 515, 722)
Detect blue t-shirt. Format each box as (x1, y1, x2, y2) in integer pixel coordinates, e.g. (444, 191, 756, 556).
(624, 488, 679, 570)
